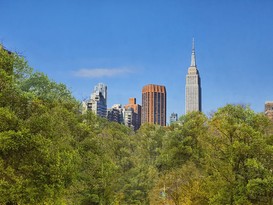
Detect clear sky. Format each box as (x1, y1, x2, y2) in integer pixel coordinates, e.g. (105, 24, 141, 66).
(1, 0, 273, 120)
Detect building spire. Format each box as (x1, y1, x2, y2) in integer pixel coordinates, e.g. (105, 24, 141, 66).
(191, 38, 196, 67)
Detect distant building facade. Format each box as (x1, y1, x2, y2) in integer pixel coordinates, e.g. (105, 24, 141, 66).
(185, 39, 202, 114)
(265, 101, 273, 121)
(107, 104, 124, 123)
(170, 113, 178, 124)
(142, 84, 166, 126)
(124, 98, 141, 130)
(124, 107, 136, 130)
(88, 83, 107, 118)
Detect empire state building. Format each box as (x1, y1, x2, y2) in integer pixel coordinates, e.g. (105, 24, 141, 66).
(185, 39, 202, 113)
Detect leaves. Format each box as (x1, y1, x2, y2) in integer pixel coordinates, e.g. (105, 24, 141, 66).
(1, 49, 272, 204)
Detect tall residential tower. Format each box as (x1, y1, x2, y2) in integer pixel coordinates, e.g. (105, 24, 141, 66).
(142, 84, 166, 126)
(185, 39, 202, 113)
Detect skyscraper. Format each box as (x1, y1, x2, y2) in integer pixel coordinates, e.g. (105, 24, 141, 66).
(142, 84, 166, 126)
(185, 39, 202, 114)
(88, 83, 107, 118)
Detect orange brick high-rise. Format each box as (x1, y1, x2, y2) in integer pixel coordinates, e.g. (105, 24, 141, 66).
(142, 84, 166, 126)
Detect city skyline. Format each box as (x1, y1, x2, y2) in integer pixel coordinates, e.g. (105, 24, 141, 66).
(1, 1, 273, 119)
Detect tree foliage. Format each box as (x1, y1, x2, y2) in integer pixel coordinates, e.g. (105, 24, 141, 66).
(1, 47, 272, 204)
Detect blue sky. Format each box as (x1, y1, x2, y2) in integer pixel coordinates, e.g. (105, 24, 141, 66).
(1, 0, 273, 120)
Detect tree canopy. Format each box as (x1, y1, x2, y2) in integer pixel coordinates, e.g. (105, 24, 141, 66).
(1, 47, 272, 204)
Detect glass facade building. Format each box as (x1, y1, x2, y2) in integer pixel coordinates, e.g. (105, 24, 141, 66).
(88, 83, 107, 118)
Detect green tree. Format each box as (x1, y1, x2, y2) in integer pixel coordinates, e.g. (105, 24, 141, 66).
(0, 49, 79, 204)
(149, 162, 207, 205)
(157, 112, 207, 172)
(202, 105, 273, 205)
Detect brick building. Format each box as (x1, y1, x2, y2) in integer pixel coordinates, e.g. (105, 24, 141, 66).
(142, 84, 166, 126)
